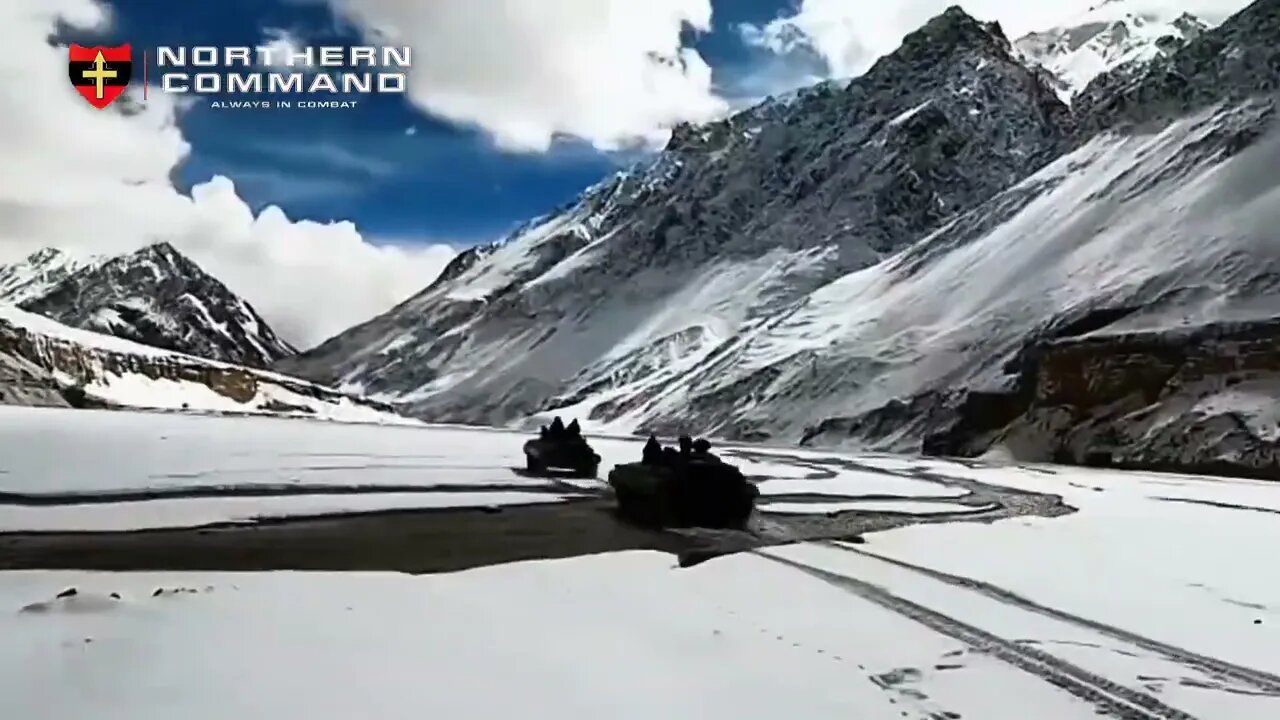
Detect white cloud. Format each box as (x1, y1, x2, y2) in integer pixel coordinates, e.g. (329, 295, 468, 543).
(259, 27, 312, 69)
(323, 0, 729, 152)
(0, 0, 457, 350)
(740, 0, 1254, 81)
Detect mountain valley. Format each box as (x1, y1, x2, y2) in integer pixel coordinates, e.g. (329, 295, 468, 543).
(271, 0, 1280, 480)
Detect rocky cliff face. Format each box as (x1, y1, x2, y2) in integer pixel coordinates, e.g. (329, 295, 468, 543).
(2, 243, 295, 369)
(285, 0, 1280, 479)
(917, 316, 1280, 480)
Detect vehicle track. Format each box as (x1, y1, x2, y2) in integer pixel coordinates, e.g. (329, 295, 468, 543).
(0, 483, 579, 506)
(1152, 497, 1280, 517)
(754, 550, 1200, 720)
(823, 542, 1280, 696)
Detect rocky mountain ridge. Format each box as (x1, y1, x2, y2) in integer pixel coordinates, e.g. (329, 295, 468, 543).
(1013, 0, 1211, 103)
(282, 0, 1280, 480)
(0, 248, 98, 306)
(0, 303, 408, 423)
(1, 243, 295, 368)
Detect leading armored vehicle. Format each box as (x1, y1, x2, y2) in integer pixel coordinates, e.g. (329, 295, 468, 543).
(608, 436, 757, 529)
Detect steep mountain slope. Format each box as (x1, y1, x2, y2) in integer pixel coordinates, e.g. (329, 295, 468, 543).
(285, 0, 1280, 479)
(3, 243, 295, 368)
(696, 0, 1280, 465)
(0, 303, 409, 423)
(281, 7, 1073, 416)
(1073, 0, 1280, 133)
(1013, 0, 1210, 103)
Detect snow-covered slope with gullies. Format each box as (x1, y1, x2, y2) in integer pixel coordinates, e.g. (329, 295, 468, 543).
(657, 98, 1278, 437)
(1013, 0, 1211, 103)
(1, 243, 295, 368)
(285, 0, 1280, 478)
(282, 7, 1073, 412)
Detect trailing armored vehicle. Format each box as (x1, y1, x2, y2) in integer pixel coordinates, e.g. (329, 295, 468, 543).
(608, 436, 758, 529)
(523, 417, 601, 478)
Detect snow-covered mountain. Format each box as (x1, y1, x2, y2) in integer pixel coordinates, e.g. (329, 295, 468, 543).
(282, 0, 1280, 479)
(1, 243, 295, 368)
(0, 302, 409, 423)
(1013, 0, 1211, 103)
(0, 248, 99, 306)
(282, 7, 1072, 400)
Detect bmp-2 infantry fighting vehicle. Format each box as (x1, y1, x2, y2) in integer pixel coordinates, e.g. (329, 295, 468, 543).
(608, 435, 758, 529)
(522, 416, 601, 478)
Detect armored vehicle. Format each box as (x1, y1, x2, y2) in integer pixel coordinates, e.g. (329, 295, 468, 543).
(523, 417, 601, 478)
(608, 436, 757, 529)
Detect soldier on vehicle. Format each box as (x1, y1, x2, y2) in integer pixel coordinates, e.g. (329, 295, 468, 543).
(642, 435, 663, 464)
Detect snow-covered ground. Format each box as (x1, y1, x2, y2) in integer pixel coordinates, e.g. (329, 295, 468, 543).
(0, 406, 548, 496)
(0, 555, 1111, 720)
(2, 407, 1279, 718)
(5, 520, 1279, 719)
(749, 466, 968, 499)
(0, 407, 966, 529)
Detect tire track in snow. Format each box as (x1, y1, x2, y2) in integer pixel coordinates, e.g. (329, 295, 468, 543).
(0, 483, 581, 507)
(754, 550, 1200, 720)
(823, 542, 1280, 696)
(1152, 497, 1280, 517)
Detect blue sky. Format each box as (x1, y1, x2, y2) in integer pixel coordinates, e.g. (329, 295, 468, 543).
(63, 0, 811, 246)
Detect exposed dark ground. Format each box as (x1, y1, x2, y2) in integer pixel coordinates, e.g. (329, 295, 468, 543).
(0, 500, 701, 574)
(0, 452, 1075, 575)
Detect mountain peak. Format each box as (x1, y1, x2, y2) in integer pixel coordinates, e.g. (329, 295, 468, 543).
(23, 247, 70, 265)
(2, 244, 295, 368)
(1073, 0, 1278, 133)
(0, 247, 97, 306)
(139, 239, 179, 256)
(889, 6, 1013, 68)
(1014, 2, 1212, 103)
(130, 240, 192, 269)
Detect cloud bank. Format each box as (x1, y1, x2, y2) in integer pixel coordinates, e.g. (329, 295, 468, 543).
(0, 0, 456, 349)
(324, 0, 729, 152)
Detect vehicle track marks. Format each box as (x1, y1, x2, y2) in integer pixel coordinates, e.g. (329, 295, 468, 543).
(826, 543, 1280, 696)
(754, 550, 1200, 720)
(0, 483, 578, 506)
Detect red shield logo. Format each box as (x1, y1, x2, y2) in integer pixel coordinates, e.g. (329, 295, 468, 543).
(68, 44, 133, 109)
